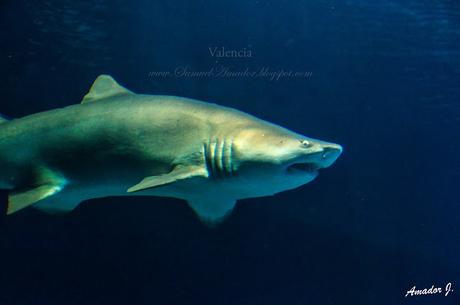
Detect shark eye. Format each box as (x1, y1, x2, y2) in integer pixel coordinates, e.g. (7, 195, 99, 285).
(300, 140, 312, 148)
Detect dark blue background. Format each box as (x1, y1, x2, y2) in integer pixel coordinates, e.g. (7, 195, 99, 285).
(1, 1, 459, 304)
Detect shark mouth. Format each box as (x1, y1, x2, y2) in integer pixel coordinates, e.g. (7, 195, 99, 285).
(286, 162, 321, 173)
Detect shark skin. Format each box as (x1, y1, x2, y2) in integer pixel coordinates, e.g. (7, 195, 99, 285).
(0, 75, 342, 225)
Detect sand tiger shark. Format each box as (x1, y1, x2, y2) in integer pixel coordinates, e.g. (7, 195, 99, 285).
(0, 75, 342, 225)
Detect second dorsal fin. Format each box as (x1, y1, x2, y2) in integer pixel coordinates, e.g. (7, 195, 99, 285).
(81, 75, 133, 103)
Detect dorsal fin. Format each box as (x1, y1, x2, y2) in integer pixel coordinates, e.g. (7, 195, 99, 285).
(82, 75, 133, 103)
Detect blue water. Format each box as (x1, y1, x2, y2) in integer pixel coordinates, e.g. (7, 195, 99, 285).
(1, 1, 459, 305)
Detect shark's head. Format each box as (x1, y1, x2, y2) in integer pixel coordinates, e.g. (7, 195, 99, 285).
(231, 123, 342, 197)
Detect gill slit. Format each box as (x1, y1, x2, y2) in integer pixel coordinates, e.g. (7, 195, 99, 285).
(211, 139, 218, 177)
(218, 139, 226, 177)
(225, 138, 234, 176)
(203, 137, 235, 178)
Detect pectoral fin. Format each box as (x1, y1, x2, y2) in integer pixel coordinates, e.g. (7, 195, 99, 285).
(7, 184, 64, 215)
(127, 166, 208, 193)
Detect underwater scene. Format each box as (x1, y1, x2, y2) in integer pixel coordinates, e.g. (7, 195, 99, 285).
(0, 1, 459, 305)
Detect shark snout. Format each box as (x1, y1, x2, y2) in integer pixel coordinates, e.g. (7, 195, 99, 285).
(318, 144, 343, 168)
(286, 141, 342, 174)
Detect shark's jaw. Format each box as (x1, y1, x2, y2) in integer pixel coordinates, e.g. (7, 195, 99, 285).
(286, 162, 321, 174)
(284, 161, 320, 185)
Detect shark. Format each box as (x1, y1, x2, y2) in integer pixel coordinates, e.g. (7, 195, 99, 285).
(0, 75, 342, 225)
